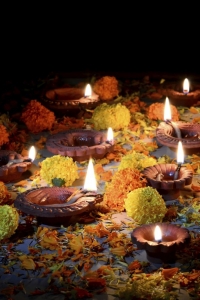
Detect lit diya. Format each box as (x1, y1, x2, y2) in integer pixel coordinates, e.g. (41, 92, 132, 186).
(143, 141, 193, 200)
(14, 158, 103, 225)
(157, 77, 200, 107)
(42, 83, 100, 114)
(131, 223, 190, 264)
(156, 97, 200, 154)
(0, 146, 36, 183)
(46, 128, 114, 162)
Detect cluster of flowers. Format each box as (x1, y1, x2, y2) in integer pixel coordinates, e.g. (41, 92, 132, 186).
(93, 76, 119, 101)
(0, 182, 19, 240)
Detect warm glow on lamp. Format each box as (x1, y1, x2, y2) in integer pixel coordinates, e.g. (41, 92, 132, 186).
(107, 127, 114, 144)
(164, 97, 171, 121)
(177, 141, 184, 164)
(163, 97, 181, 138)
(84, 84, 92, 97)
(183, 78, 189, 94)
(28, 146, 36, 162)
(83, 158, 97, 191)
(154, 225, 162, 242)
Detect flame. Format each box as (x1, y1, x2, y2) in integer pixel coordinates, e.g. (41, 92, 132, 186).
(183, 78, 189, 94)
(83, 158, 97, 191)
(107, 127, 114, 144)
(84, 84, 92, 97)
(154, 225, 162, 242)
(177, 141, 184, 164)
(28, 146, 36, 161)
(164, 97, 171, 121)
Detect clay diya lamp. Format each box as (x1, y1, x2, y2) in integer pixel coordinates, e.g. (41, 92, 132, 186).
(14, 158, 102, 225)
(156, 96, 200, 154)
(46, 128, 114, 162)
(131, 223, 190, 264)
(157, 78, 200, 107)
(142, 163, 193, 201)
(42, 83, 100, 114)
(156, 121, 200, 154)
(143, 141, 193, 200)
(14, 186, 103, 225)
(0, 147, 35, 183)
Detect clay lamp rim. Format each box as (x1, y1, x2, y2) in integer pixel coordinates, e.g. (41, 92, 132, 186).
(131, 222, 191, 254)
(14, 186, 103, 218)
(0, 150, 32, 183)
(156, 121, 200, 149)
(46, 129, 114, 162)
(43, 87, 100, 108)
(142, 163, 193, 190)
(157, 82, 200, 106)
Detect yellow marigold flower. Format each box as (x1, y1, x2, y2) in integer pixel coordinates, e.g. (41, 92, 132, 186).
(0, 124, 9, 147)
(93, 76, 119, 101)
(21, 99, 56, 133)
(102, 168, 147, 212)
(118, 151, 157, 171)
(40, 155, 79, 187)
(90, 103, 131, 130)
(146, 102, 179, 121)
(0, 205, 19, 240)
(125, 186, 167, 224)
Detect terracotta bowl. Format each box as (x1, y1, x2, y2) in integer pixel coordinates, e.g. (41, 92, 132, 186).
(131, 222, 190, 263)
(142, 163, 193, 200)
(157, 81, 200, 107)
(14, 186, 103, 225)
(0, 150, 32, 183)
(46, 129, 114, 162)
(156, 121, 200, 154)
(42, 87, 100, 114)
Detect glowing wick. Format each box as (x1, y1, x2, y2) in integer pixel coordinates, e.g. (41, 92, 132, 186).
(107, 127, 114, 145)
(83, 158, 97, 192)
(174, 141, 184, 180)
(28, 146, 36, 162)
(164, 97, 181, 139)
(154, 225, 162, 243)
(84, 84, 92, 98)
(183, 78, 189, 94)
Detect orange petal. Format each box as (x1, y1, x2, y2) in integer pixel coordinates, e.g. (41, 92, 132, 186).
(162, 267, 179, 280)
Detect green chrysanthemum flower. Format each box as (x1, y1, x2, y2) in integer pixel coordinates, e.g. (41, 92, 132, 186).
(118, 151, 157, 171)
(90, 103, 131, 130)
(40, 155, 79, 187)
(125, 186, 167, 224)
(0, 205, 19, 240)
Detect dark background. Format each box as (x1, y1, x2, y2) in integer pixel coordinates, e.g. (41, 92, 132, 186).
(1, 4, 200, 80)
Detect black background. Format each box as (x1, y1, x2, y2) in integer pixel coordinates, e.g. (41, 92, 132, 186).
(1, 4, 200, 80)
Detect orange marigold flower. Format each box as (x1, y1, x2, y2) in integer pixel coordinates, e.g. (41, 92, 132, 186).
(102, 168, 147, 212)
(21, 99, 56, 133)
(0, 124, 9, 147)
(146, 102, 179, 121)
(0, 181, 12, 205)
(93, 76, 119, 101)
